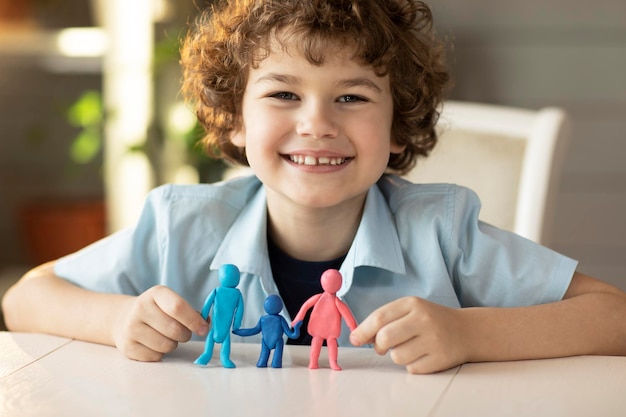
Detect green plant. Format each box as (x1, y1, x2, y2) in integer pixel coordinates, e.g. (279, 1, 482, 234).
(22, 89, 104, 179)
(66, 89, 103, 165)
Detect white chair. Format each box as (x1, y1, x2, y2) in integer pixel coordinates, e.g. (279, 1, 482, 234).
(403, 100, 570, 245)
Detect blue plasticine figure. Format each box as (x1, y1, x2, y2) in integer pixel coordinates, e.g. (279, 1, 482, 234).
(233, 294, 302, 368)
(194, 264, 244, 368)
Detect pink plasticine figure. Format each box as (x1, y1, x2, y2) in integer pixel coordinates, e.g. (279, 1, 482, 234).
(292, 269, 357, 370)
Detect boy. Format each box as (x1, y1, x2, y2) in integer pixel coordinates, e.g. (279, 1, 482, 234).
(4, 0, 626, 374)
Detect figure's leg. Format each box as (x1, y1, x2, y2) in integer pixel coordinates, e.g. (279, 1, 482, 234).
(309, 337, 323, 369)
(220, 335, 236, 368)
(271, 340, 284, 368)
(327, 338, 341, 371)
(194, 331, 216, 365)
(257, 342, 271, 368)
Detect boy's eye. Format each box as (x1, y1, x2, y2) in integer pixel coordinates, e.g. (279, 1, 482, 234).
(270, 92, 298, 100)
(338, 95, 366, 103)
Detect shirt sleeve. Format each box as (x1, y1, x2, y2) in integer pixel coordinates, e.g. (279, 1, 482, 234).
(54, 187, 164, 296)
(445, 186, 578, 308)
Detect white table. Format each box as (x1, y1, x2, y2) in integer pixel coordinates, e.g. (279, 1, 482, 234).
(1, 332, 625, 417)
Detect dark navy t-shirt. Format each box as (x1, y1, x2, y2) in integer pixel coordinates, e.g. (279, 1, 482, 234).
(268, 235, 346, 345)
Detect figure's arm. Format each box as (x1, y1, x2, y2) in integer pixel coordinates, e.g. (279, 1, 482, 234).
(233, 320, 262, 337)
(282, 317, 302, 339)
(335, 299, 357, 331)
(200, 290, 217, 320)
(292, 294, 322, 325)
(350, 272, 626, 374)
(2, 261, 209, 362)
(232, 293, 245, 330)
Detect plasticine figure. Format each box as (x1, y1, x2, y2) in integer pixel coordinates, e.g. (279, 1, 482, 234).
(292, 269, 357, 371)
(233, 294, 303, 368)
(194, 264, 244, 368)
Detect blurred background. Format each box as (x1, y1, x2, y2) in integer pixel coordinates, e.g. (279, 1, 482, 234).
(0, 0, 625, 306)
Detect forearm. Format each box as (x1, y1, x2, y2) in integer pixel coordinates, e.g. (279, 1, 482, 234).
(2, 262, 132, 346)
(462, 288, 626, 363)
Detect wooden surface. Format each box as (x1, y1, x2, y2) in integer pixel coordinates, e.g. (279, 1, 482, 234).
(1, 332, 626, 417)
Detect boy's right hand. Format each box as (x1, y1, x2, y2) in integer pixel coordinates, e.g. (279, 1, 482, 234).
(113, 285, 210, 362)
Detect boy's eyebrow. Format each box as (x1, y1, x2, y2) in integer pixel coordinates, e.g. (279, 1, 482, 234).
(254, 73, 300, 85)
(338, 77, 382, 93)
(254, 73, 382, 93)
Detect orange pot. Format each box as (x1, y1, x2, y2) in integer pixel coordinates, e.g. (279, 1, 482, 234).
(19, 199, 106, 265)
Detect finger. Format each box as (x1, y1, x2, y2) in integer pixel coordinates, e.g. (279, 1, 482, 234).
(132, 316, 182, 354)
(387, 334, 425, 366)
(404, 355, 441, 375)
(144, 309, 190, 348)
(124, 342, 164, 362)
(133, 346, 165, 362)
(381, 334, 448, 374)
(372, 307, 424, 355)
(118, 322, 170, 361)
(152, 286, 210, 338)
(404, 352, 458, 375)
(350, 298, 412, 348)
(137, 294, 193, 344)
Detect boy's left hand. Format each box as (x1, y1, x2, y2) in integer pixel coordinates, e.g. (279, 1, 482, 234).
(349, 297, 469, 374)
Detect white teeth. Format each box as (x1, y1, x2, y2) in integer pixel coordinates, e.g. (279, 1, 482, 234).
(289, 155, 346, 166)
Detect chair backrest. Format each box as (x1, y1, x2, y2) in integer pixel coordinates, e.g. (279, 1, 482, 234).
(402, 100, 569, 245)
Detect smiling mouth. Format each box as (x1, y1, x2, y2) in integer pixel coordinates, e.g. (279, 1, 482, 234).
(288, 155, 349, 166)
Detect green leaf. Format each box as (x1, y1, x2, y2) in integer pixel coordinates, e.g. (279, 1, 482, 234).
(67, 91, 103, 128)
(69, 128, 101, 164)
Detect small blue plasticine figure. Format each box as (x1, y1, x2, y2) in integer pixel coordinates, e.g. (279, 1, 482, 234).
(233, 294, 302, 368)
(194, 264, 244, 368)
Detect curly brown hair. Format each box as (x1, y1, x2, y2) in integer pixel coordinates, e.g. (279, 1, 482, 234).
(180, 0, 451, 175)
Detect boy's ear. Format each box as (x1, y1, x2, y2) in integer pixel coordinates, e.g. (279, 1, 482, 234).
(229, 127, 246, 147)
(390, 139, 406, 154)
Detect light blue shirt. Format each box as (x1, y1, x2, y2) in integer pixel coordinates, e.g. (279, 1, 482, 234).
(55, 174, 577, 346)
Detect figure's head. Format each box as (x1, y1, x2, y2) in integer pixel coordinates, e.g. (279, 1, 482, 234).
(181, 0, 451, 175)
(320, 269, 343, 294)
(219, 264, 241, 288)
(264, 294, 284, 315)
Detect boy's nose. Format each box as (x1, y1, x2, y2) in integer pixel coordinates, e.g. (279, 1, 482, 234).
(296, 102, 339, 139)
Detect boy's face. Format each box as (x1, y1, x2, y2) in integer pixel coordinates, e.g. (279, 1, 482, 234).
(230, 42, 403, 212)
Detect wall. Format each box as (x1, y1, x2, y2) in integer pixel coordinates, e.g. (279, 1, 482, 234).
(0, 0, 198, 273)
(1, 1, 625, 291)
(0, 53, 103, 267)
(429, 0, 626, 289)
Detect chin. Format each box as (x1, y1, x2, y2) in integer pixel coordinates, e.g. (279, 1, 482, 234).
(290, 187, 368, 210)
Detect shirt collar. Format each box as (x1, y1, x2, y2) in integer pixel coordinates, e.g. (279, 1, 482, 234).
(211, 180, 406, 297)
(211, 183, 275, 292)
(338, 184, 406, 297)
